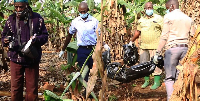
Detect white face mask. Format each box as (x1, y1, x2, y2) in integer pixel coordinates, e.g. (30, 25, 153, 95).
(165, 9, 170, 14)
(79, 13, 89, 19)
(145, 9, 153, 16)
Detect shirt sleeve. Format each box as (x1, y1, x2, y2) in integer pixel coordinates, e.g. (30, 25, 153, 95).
(159, 16, 164, 30)
(189, 20, 195, 36)
(34, 17, 48, 46)
(69, 20, 77, 34)
(95, 20, 100, 36)
(137, 19, 141, 31)
(160, 16, 170, 40)
(1, 20, 10, 47)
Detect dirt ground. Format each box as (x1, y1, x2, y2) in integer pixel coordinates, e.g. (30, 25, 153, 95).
(1, 45, 199, 101)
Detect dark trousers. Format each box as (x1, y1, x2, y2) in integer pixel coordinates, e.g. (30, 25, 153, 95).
(77, 47, 93, 82)
(10, 61, 39, 101)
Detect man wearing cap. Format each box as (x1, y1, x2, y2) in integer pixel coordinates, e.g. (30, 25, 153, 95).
(1, 0, 48, 100)
(129, 2, 163, 90)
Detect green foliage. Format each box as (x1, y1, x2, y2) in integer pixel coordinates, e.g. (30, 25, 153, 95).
(116, 0, 168, 27)
(44, 90, 73, 101)
(108, 94, 118, 101)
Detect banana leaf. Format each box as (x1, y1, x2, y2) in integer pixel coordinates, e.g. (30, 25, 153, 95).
(66, 40, 78, 54)
(44, 90, 73, 101)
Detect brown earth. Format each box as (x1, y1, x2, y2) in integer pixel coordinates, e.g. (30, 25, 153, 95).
(1, 45, 199, 101)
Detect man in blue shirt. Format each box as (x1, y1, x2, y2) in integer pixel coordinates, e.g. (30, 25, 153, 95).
(59, 1, 110, 98)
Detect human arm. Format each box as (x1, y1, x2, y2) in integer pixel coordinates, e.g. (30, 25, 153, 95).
(61, 33, 73, 51)
(59, 20, 76, 58)
(153, 17, 169, 64)
(128, 30, 141, 46)
(1, 19, 12, 47)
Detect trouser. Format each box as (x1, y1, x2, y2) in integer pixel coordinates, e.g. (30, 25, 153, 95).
(164, 47, 188, 101)
(139, 49, 162, 75)
(77, 47, 93, 82)
(10, 61, 39, 101)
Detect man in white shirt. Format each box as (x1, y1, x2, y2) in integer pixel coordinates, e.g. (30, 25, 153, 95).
(59, 1, 110, 98)
(153, 0, 195, 100)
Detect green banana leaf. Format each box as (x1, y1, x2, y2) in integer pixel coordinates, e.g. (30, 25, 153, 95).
(44, 90, 73, 101)
(66, 40, 78, 54)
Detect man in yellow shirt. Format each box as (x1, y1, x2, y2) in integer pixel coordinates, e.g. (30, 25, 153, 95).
(129, 2, 163, 90)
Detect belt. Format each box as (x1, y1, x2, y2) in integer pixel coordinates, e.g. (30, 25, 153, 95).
(79, 45, 95, 49)
(171, 44, 188, 48)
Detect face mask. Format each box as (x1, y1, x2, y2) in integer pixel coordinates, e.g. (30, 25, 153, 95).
(145, 9, 153, 16)
(79, 13, 89, 19)
(165, 9, 170, 14)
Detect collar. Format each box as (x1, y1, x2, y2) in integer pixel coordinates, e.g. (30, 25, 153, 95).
(78, 14, 92, 21)
(144, 13, 154, 19)
(171, 9, 181, 13)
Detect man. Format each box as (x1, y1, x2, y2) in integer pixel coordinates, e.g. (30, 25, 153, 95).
(59, 1, 109, 98)
(1, 0, 48, 100)
(153, 0, 195, 100)
(129, 2, 163, 90)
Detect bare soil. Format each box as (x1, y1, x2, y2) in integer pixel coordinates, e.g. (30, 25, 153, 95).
(1, 45, 200, 101)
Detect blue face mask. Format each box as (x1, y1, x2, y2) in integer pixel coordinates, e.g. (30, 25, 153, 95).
(145, 9, 153, 16)
(79, 13, 89, 19)
(165, 9, 170, 14)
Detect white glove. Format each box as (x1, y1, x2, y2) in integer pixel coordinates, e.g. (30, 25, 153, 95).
(59, 51, 64, 58)
(128, 41, 133, 46)
(104, 44, 110, 50)
(153, 52, 159, 64)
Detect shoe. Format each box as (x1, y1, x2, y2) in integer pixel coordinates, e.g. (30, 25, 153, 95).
(150, 75, 161, 90)
(141, 76, 150, 88)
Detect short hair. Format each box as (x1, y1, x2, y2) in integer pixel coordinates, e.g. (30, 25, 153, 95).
(168, 0, 179, 8)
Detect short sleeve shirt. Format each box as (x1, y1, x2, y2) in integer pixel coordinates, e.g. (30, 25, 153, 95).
(137, 13, 163, 49)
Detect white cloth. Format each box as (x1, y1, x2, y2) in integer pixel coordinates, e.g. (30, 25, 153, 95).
(128, 41, 133, 46)
(104, 44, 110, 50)
(59, 51, 64, 58)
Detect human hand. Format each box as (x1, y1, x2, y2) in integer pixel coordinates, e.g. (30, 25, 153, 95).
(4, 36, 12, 44)
(153, 52, 160, 64)
(59, 51, 65, 58)
(104, 44, 110, 51)
(128, 41, 133, 46)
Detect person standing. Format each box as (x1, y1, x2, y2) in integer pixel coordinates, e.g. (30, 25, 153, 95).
(153, 0, 195, 100)
(1, 0, 48, 100)
(59, 1, 109, 98)
(129, 2, 163, 90)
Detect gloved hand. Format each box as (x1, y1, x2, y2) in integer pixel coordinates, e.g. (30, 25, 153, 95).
(59, 51, 64, 58)
(104, 44, 110, 51)
(153, 52, 159, 64)
(128, 41, 133, 46)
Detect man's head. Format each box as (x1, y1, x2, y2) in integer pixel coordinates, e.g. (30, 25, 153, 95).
(78, 2, 89, 19)
(144, 2, 154, 17)
(14, 0, 29, 18)
(166, 0, 179, 12)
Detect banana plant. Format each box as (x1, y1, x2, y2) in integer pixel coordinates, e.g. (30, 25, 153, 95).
(0, 0, 14, 32)
(45, 48, 98, 101)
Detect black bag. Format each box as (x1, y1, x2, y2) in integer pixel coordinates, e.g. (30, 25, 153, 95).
(20, 44, 39, 59)
(123, 44, 139, 66)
